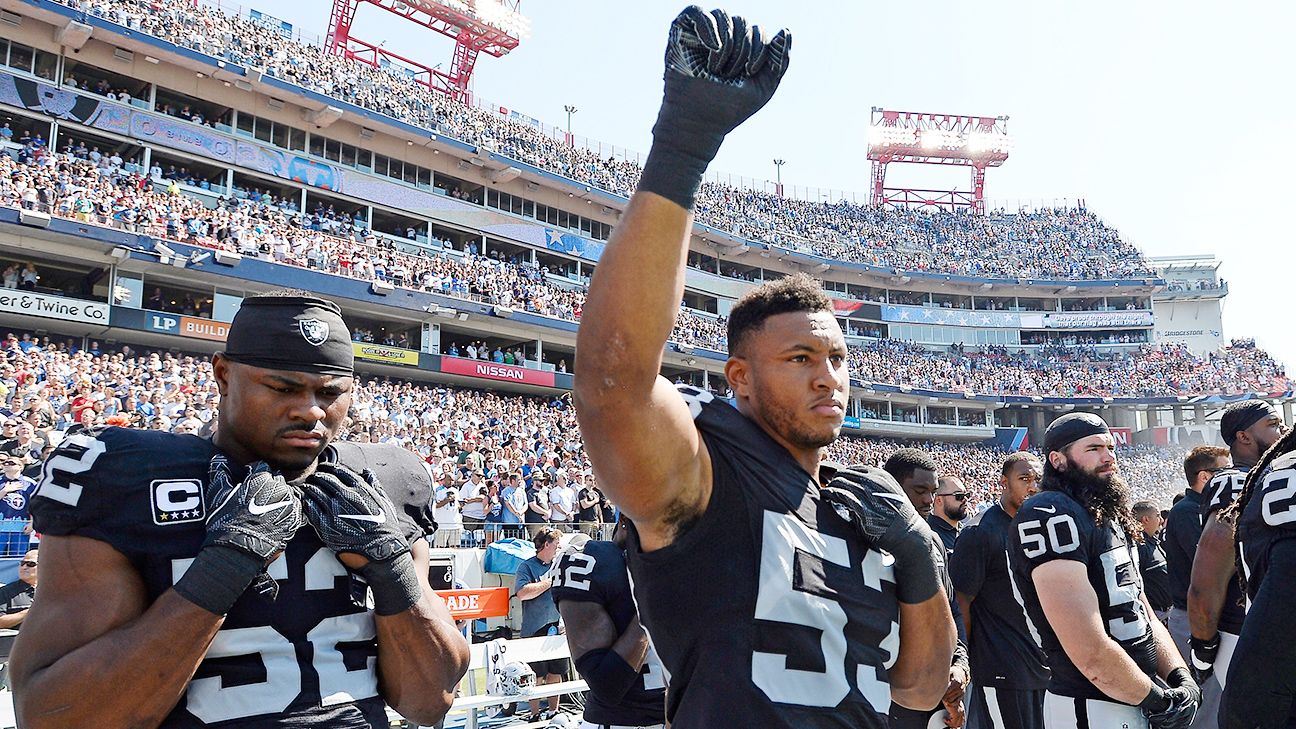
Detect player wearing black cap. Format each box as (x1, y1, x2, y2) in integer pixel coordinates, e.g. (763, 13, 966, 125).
(1010, 413, 1199, 729)
(951, 451, 1049, 729)
(11, 291, 469, 727)
(573, 7, 954, 728)
(1186, 401, 1283, 702)
(1221, 414, 1296, 728)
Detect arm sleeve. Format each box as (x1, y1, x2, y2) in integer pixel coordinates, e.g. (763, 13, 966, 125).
(1220, 537, 1296, 729)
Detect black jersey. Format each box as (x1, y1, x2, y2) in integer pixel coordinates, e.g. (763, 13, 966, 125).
(31, 428, 434, 728)
(551, 540, 666, 726)
(1201, 467, 1248, 634)
(1237, 453, 1296, 607)
(1009, 489, 1158, 701)
(949, 503, 1049, 689)
(624, 387, 900, 729)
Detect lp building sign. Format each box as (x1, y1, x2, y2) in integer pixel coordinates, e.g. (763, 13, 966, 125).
(0, 291, 109, 324)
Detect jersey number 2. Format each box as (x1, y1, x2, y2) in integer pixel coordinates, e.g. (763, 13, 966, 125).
(753, 510, 899, 712)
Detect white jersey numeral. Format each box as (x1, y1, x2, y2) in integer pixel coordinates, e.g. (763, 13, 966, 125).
(751, 510, 898, 712)
(180, 547, 378, 722)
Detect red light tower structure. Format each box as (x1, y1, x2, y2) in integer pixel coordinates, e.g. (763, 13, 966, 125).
(867, 108, 1010, 215)
(325, 0, 528, 103)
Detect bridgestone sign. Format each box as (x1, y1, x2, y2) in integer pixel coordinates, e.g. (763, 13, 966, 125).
(0, 291, 109, 324)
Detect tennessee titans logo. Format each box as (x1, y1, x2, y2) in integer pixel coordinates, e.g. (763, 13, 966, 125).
(299, 318, 329, 346)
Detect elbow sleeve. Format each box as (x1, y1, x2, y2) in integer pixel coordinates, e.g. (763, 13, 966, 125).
(574, 648, 640, 701)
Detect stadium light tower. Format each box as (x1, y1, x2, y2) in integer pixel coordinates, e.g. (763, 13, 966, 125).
(866, 108, 1011, 214)
(326, 0, 529, 103)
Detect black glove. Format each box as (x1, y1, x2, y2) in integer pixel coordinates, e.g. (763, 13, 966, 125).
(820, 464, 949, 604)
(637, 6, 792, 209)
(174, 456, 305, 615)
(1166, 667, 1202, 710)
(302, 462, 422, 615)
(1189, 633, 1220, 684)
(1140, 673, 1200, 729)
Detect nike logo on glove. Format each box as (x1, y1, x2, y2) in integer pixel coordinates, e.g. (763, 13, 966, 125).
(339, 513, 386, 524)
(248, 497, 294, 515)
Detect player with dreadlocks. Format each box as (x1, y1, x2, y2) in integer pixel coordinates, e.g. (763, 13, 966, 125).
(1219, 424, 1296, 728)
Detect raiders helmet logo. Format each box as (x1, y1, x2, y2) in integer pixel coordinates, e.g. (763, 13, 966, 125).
(299, 318, 329, 346)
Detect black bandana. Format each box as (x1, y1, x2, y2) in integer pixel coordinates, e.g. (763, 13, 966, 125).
(1220, 400, 1276, 446)
(222, 295, 353, 376)
(1043, 412, 1110, 454)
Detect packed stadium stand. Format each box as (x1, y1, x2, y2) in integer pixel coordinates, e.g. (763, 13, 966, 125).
(0, 0, 1289, 562)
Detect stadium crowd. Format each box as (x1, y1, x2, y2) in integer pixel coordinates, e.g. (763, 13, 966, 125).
(849, 339, 1290, 397)
(0, 335, 1208, 551)
(1, 148, 1289, 399)
(55, 0, 1156, 281)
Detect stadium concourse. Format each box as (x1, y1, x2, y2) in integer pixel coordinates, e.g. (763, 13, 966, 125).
(0, 337, 1201, 552)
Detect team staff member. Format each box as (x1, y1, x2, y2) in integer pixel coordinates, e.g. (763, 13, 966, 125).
(951, 453, 1048, 729)
(12, 293, 469, 728)
(1134, 502, 1172, 623)
(551, 525, 666, 729)
(1010, 414, 1198, 729)
(1187, 402, 1284, 692)
(572, 7, 954, 728)
(1223, 427, 1296, 727)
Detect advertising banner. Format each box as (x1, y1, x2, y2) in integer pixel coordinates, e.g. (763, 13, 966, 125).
(1044, 311, 1154, 329)
(1110, 427, 1133, 447)
(881, 304, 1021, 329)
(0, 290, 108, 324)
(144, 311, 229, 341)
(353, 342, 420, 366)
(435, 588, 511, 620)
(440, 356, 556, 387)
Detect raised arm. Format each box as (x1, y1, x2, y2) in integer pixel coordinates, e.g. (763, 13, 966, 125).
(574, 7, 790, 548)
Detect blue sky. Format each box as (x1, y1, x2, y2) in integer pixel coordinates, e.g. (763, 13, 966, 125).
(267, 1, 1295, 368)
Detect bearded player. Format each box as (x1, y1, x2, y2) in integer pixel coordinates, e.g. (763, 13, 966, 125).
(551, 526, 666, 729)
(573, 7, 954, 728)
(1010, 414, 1199, 729)
(10, 292, 469, 727)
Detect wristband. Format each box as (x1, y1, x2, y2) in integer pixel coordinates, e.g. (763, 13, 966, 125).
(357, 552, 423, 616)
(173, 545, 264, 616)
(637, 74, 729, 210)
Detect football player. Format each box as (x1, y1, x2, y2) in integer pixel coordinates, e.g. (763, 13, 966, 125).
(1221, 426, 1296, 728)
(1187, 401, 1283, 702)
(551, 525, 666, 729)
(1010, 414, 1199, 729)
(11, 292, 470, 728)
(573, 7, 954, 728)
(951, 452, 1048, 729)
